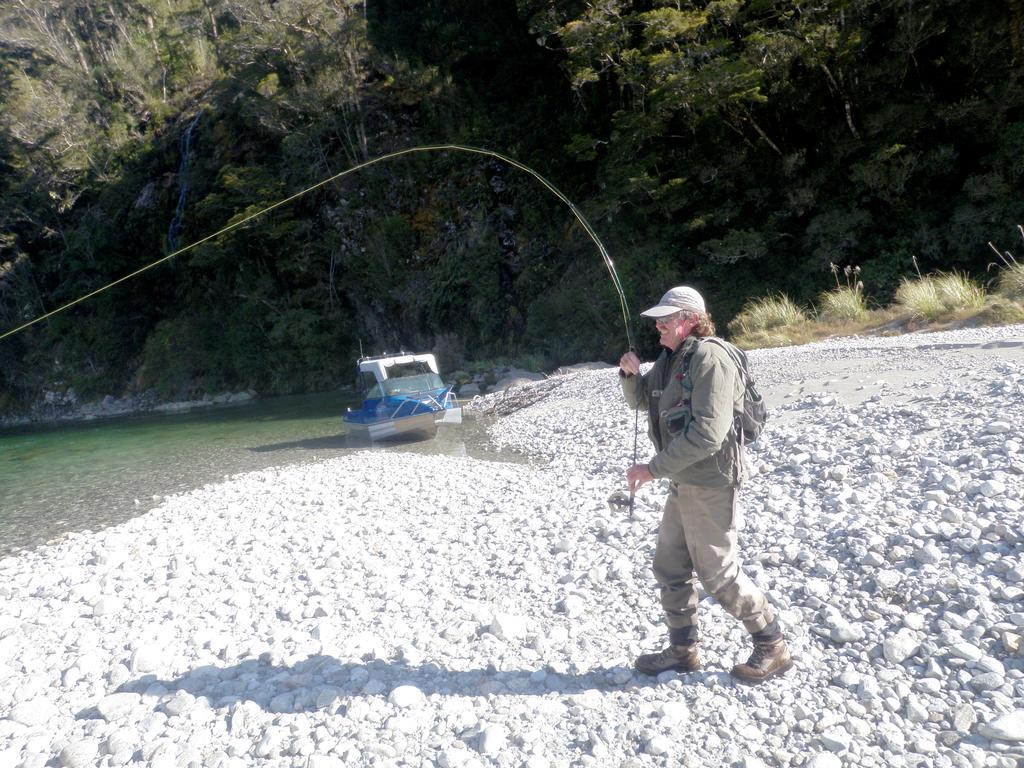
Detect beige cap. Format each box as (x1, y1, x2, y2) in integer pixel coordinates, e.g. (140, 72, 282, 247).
(639, 285, 706, 318)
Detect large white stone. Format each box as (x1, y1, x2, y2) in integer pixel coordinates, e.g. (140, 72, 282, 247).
(97, 692, 143, 722)
(255, 727, 284, 758)
(948, 641, 983, 661)
(560, 595, 586, 618)
(163, 691, 194, 716)
(91, 596, 122, 617)
(830, 623, 865, 643)
(645, 736, 673, 756)
(104, 727, 138, 758)
(905, 696, 928, 723)
(388, 685, 425, 709)
(883, 629, 921, 664)
(978, 480, 1006, 497)
(979, 711, 1024, 742)
(544, 626, 569, 647)
(950, 704, 977, 733)
(658, 701, 688, 721)
(478, 724, 508, 755)
(385, 715, 419, 733)
(969, 671, 1004, 690)
(129, 645, 163, 674)
(439, 747, 475, 767)
(489, 613, 528, 641)
(877, 722, 906, 751)
(876, 570, 903, 589)
(69, 581, 101, 604)
(978, 657, 1005, 676)
(59, 739, 99, 768)
(9, 698, 58, 727)
(913, 544, 942, 565)
(75, 652, 105, 679)
(1004, 632, 1023, 653)
(820, 727, 851, 752)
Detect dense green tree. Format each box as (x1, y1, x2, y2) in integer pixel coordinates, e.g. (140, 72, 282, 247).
(520, 0, 1024, 314)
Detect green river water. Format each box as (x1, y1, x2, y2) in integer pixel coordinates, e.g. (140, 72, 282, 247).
(0, 392, 499, 558)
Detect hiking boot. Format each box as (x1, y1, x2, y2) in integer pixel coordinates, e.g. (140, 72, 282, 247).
(730, 636, 793, 684)
(634, 644, 700, 676)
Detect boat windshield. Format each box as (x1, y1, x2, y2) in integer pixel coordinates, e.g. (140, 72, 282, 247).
(367, 373, 445, 398)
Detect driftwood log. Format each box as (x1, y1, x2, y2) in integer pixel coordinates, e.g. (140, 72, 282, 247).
(467, 376, 571, 418)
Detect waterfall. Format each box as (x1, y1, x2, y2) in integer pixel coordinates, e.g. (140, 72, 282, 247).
(167, 112, 202, 253)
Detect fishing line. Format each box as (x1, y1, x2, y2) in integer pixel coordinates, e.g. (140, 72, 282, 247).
(0, 144, 634, 349)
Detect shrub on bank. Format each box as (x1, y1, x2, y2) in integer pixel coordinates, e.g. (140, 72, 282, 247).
(818, 263, 868, 321)
(989, 225, 1024, 301)
(895, 272, 985, 320)
(934, 272, 987, 310)
(995, 263, 1024, 300)
(818, 286, 868, 321)
(972, 296, 1024, 325)
(728, 294, 807, 336)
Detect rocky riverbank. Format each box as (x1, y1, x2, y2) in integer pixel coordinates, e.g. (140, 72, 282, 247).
(0, 389, 258, 429)
(1, 325, 1023, 768)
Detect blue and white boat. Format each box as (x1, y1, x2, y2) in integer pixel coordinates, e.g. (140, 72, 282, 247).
(343, 352, 461, 440)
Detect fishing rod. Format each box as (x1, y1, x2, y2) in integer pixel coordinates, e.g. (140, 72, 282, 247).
(0, 143, 643, 513)
(0, 144, 635, 350)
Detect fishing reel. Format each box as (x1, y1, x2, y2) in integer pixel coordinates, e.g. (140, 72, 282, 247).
(606, 489, 633, 514)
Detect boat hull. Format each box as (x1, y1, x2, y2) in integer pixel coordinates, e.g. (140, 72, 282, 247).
(344, 410, 440, 441)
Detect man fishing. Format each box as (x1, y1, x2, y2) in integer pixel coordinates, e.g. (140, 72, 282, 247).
(618, 285, 792, 684)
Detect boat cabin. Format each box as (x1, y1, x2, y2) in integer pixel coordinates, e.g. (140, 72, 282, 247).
(354, 353, 444, 398)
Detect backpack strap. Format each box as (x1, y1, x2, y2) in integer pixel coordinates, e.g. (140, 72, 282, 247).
(697, 337, 751, 386)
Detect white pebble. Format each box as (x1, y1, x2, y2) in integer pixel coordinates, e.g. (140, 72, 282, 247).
(388, 685, 425, 709)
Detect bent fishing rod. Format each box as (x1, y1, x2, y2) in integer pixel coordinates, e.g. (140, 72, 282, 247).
(0, 144, 634, 351)
(0, 143, 645, 511)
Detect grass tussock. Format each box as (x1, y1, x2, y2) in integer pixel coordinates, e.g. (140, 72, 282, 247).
(729, 294, 1024, 350)
(731, 308, 904, 349)
(994, 263, 1024, 300)
(728, 252, 1023, 350)
(728, 294, 807, 337)
(894, 271, 985, 320)
(817, 286, 868, 321)
(969, 296, 1024, 326)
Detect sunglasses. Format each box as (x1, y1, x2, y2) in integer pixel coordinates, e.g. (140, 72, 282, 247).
(654, 314, 682, 327)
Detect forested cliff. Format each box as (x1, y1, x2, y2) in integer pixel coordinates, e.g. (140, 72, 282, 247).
(1, 0, 1022, 408)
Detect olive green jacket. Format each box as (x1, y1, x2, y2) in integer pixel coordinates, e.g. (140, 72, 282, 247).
(621, 335, 745, 488)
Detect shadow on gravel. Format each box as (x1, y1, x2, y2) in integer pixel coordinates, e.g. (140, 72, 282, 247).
(919, 339, 1024, 350)
(95, 655, 683, 717)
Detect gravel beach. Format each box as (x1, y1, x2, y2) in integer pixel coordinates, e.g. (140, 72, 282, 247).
(2, 325, 1024, 768)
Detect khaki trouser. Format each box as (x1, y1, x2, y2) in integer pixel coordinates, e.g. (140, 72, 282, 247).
(653, 482, 774, 635)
